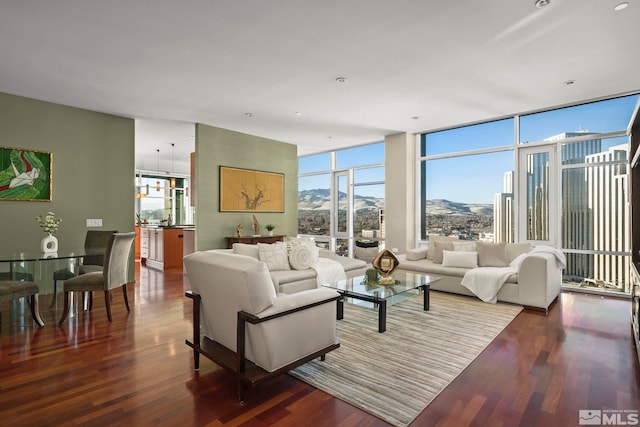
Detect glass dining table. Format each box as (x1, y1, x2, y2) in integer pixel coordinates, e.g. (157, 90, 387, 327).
(0, 248, 104, 325)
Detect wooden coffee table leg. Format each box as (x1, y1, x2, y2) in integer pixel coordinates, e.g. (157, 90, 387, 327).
(378, 300, 386, 333)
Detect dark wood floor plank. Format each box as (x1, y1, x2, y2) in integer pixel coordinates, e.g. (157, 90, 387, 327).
(1, 264, 639, 426)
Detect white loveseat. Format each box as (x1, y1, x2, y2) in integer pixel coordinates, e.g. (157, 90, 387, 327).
(225, 242, 368, 294)
(397, 239, 564, 312)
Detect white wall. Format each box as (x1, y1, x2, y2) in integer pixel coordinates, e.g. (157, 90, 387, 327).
(384, 133, 417, 253)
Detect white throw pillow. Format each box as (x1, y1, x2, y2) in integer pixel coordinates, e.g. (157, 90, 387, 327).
(506, 242, 532, 263)
(257, 242, 291, 271)
(432, 241, 454, 264)
(286, 236, 315, 250)
(289, 245, 314, 270)
(476, 242, 509, 267)
(441, 250, 478, 269)
(406, 247, 428, 261)
(232, 243, 260, 259)
(452, 241, 476, 252)
(427, 235, 458, 260)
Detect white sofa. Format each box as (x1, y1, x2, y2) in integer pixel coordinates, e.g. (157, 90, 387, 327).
(224, 242, 368, 294)
(397, 240, 563, 312)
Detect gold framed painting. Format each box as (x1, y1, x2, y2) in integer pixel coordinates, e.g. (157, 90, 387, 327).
(220, 166, 284, 212)
(0, 147, 52, 201)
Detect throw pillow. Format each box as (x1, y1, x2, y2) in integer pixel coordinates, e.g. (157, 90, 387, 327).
(427, 235, 458, 260)
(289, 245, 314, 270)
(442, 250, 478, 269)
(286, 236, 315, 250)
(452, 240, 476, 252)
(257, 242, 291, 271)
(506, 242, 532, 263)
(476, 242, 509, 267)
(432, 240, 454, 264)
(232, 243, 260, 260)
(406, 247, 429, 261)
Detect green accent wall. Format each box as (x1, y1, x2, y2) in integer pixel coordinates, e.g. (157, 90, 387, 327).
(194, 124, 298, 250)
(0, 92, 134, 258)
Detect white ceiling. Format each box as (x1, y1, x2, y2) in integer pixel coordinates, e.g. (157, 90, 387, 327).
(1, 0, 639, 174)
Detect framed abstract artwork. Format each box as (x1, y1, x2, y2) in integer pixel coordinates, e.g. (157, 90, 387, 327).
(0, 147, 52, 201)
(219, 166, 284, 212)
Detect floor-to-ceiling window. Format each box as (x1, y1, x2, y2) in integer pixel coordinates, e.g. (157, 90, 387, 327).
(298, 143, 384, 256)
(136, 174, 192, 225)
(420, 118, 515, 243)
(419, 93, 640, 294)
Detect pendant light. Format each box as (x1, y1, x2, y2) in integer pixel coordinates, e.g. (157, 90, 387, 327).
(170, 143, 176, 190)
(155, 149, 161, 191)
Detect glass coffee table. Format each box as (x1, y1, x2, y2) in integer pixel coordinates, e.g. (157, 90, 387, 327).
(321, 271, 441, 333)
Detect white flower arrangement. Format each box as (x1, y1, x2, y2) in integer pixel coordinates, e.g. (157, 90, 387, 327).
(36, 211, 62, 235)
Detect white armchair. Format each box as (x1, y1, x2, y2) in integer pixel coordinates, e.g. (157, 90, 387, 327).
(184, 250, 340, 401)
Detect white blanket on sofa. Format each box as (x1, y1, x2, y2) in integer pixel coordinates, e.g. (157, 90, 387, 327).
(312, 258, 346, 287)
(461, 266, 516, 304)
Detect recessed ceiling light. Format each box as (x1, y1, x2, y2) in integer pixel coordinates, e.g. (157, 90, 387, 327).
(335, 77, 347, 83)
(411, 116, 419, 120)
(535, 0, 551, 8)
(295, 112, 302, 116)
(564, 79, 576, 85)
(614, 2, 629, 11)
(245, 112, 254, 118)
(326, 136, 333, 139)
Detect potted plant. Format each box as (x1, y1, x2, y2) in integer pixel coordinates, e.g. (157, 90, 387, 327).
(265, 224, 275, 236)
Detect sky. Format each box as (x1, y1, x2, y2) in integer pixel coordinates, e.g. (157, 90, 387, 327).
(298, 94, 639, 204)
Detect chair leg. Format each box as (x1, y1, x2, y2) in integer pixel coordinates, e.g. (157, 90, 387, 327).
(88, 292, 93, 311)
(104, 290, 113, 322)
(122, 284, 130, 312)
(58, 291, 72, 325)
(29, 295, 45, 327)
(49, 280, 59, 309)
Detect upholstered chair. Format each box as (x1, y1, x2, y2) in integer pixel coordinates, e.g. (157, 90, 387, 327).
(50, 230, 117, 308)
(58, 232, 135, 324)
(184, 250, 341, 401)
(0, 280, 45, 327)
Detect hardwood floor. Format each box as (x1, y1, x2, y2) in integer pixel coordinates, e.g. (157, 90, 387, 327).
(1, 263, 639, 426)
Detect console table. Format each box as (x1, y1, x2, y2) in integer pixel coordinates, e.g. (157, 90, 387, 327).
(226, 235, 285, 249)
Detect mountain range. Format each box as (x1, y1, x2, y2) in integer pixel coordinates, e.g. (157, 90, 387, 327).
(298, 189, 493, 215)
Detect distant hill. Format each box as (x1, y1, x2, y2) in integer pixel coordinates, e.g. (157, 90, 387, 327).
(298, 190, 492, 215)
(426, 199, 493, 216)
(298, 189, 384, 211)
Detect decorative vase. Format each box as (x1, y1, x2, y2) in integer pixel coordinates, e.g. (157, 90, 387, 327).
(268, 230, 274, 236)
(41, 234, 58, 253)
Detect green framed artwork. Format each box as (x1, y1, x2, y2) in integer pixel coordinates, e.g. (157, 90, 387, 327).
(0, 147, 52, 201)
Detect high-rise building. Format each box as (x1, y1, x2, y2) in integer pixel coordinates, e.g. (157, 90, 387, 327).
(586, 143, 629, 290)
(556, 132, 602, 282)
(494, 171, 513, 243)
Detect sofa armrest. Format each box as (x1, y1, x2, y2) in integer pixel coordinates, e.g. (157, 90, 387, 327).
(517, 252, 562, 311)
(248, 288, 340, 320)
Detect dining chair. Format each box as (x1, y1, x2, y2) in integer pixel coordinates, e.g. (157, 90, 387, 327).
(0, 280, 45, 327)
(58, 232, 135, 324)
(50, 230, 117, 308)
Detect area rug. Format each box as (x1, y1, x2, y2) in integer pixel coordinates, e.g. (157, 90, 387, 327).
(289, 291, 522, 427)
